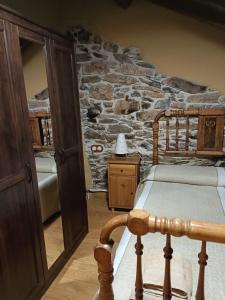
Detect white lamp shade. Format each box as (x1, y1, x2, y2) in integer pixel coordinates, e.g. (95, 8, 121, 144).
(114, 133, 128, 155)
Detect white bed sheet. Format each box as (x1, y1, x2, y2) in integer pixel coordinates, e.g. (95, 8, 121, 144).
(111, 165, 225, 300)
(37, 172, 60, 222)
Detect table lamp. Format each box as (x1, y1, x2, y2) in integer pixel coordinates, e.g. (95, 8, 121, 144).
(114, 133, 128, 156)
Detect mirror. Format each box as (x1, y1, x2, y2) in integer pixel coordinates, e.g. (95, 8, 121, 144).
(19, 38, 65, 269)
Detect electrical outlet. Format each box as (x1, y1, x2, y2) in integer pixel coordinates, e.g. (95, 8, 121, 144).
(91, 144, 103, 153)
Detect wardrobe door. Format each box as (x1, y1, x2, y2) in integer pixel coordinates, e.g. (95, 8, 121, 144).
(46, 39, 88, 250)
(0, 22, 44, 300)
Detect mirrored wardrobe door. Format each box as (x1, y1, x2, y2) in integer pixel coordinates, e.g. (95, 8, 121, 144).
(19, 37, 65, 269)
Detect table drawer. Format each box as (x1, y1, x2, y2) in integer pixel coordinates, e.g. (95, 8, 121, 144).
(109, 164, 136, 176)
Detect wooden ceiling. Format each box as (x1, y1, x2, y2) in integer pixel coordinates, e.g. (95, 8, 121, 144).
(114, 0, 225, 26)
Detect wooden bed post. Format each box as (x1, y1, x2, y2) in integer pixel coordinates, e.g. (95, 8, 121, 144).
(135, 236, 144, 300)
(95, 210, 225, 300)
(94, 243, 114, 300)
(152, 121, 159, 165)
(195, 241, 208, 300)
(163, 234, 173, 300)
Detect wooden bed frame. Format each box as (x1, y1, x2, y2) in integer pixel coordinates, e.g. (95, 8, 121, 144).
(94, 210, 225, 300)
(152, 108, 225, 165)
(94, 108, 225, 300)
(29, 112, 54, 151)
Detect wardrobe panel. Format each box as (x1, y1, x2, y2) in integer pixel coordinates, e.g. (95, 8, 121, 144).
(47, 40, 88, 249)
(0, 27, 21, 179)
(0, 21, 44, 300)
(0, 184, 41, 300)
(54, 48, 78, 148)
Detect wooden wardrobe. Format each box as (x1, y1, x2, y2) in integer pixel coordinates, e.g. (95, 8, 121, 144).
(0, 5, 88, 300)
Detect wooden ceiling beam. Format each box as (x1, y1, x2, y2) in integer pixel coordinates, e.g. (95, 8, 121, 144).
(114, 0, 133, 9)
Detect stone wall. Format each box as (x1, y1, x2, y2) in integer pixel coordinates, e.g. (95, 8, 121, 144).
(27, 88, 50, 112)
(71, 27, 225, 190)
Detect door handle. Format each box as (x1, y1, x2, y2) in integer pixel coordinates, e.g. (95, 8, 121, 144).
(55, 149, 65, 165)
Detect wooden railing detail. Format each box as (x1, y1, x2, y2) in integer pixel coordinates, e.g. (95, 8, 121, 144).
(175, 117, 179, 151)
(166, 117, 170, 151)
(94, 210, 225, 300)
(152, 109, 225, 165)
(185, 116, 190, 151)
(94, 242, 114, 300)
(163, 234, 173, 300)
(29, 112, 53, 150)
(196, 241, 208, 300)
(135, 236, 143, 300)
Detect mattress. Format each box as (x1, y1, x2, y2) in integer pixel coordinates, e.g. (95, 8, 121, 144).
(98, 165, 225, 300)
(37, 172, 60, 222)
(35, 156, 57, 173)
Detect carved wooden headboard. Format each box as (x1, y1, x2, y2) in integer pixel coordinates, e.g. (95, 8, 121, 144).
(152, 108, 225, 165)
(29, 112, 54, 151)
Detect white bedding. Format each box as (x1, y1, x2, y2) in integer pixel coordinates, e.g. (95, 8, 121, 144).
(35, 157, 60, 222)
(37, 172, 60, 222)
(35, 157, 57, 173)
(104, 165, 225, 300)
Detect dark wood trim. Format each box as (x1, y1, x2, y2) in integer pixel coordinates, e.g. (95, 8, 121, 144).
(0, 171, 25, 192)
(19, 27, 45, 45)
(0, 4, 70, 42)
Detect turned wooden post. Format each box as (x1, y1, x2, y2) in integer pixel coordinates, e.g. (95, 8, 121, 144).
(185, 116, 190, 151)
(135, 236, 144, 300)
(166, 117, 170, 151)
(163, 234, 173, 300)
(175, 117, 179, 151)
(94, 243, 114, 300)
(152, 122, 159, 165)
(96, 209, 225, 300)
(195, 241, 208, 300)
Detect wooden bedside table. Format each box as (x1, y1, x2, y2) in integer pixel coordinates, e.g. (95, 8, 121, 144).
(107, 154, 141, 210)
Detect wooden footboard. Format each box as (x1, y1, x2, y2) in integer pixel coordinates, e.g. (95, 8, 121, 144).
(152, 109, 225, 165)
(94, 210, 225, 300)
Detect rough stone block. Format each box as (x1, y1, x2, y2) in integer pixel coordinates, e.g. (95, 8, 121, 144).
(84, 128, 103, 139)
(114, 100, 129, 114)
(108, 124, 132, 134)
(82, 62, 109, 74)
(163, 77, 207, 94)
(103, 73, 138, 85)
(113, 53, 132, 63)
(90, 83, 113, 100)
(116, 63, 154, 76)
(154, 98, 170, 110)
(186, 91, 220, 103)
(82, 76, 101, 83)
(136, 111, 151, 122)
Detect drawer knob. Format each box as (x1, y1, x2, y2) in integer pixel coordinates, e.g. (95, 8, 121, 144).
(131, 192, 134, 195)
(120, 169, 123, 173)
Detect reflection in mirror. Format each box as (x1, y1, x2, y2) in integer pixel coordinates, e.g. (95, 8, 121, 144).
(19, 38, 64, 269)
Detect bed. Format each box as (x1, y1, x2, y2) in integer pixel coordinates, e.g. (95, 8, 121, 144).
(94, 108, 225, 300)
(28, 112, 60, 222)
(35, 156, 60, 222)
